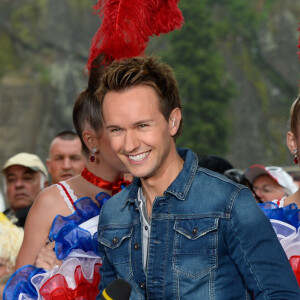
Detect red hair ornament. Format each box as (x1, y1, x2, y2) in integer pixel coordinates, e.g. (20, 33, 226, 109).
(298, 25, 300, 60)
(87, 0, 184, 70)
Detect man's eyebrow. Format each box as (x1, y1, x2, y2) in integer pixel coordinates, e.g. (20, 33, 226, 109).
(134, 119, 153, 125)
(105, 119, 154, 129)
(6, 173, 16, 178)
(105, 124, 121, 129)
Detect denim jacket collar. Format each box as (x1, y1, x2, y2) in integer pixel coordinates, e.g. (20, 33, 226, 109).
(124, 148, 198, 207)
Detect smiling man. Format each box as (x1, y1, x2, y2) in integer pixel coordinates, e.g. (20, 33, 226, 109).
(96, 56, 300, 299)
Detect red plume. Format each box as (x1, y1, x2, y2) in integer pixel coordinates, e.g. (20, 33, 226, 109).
(298, 25, 300, 60)
(87, 0, 184, 70)
(151, 0, 183, 35)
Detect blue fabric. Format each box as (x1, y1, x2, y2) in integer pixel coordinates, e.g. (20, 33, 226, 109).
(49, 192, 110, 259)
(3, 265, 45, 300)
(259, 202, 300, 229)
(3, 193, 110, 300)
(97, 148, 300, 300)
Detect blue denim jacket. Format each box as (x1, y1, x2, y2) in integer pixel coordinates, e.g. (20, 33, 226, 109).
(97, 148, 300, 299)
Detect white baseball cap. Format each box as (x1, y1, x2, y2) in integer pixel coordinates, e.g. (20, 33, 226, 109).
(245, 164, 298, 195)
(2, 152, 48, 180)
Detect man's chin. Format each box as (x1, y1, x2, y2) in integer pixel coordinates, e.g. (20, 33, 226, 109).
(13, 201, 33, 211)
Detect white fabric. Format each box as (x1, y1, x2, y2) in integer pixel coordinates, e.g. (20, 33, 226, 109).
(56, 181, 77, 213)
(79, 215, 99, 236)
(271, 196, 286, 208)
(137, 188, 151, 271)
(270, 219, 300, 259)
(18, 250, 102, 300)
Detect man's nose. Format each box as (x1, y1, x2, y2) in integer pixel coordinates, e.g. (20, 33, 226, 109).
(15, 178, 25, 188)
(123, 130, 139, 153)
(62, 158, 72, 169)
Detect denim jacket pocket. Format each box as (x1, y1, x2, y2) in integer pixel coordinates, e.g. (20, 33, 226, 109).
(98, 227, 133, 265)
(173, 218, 218, 278)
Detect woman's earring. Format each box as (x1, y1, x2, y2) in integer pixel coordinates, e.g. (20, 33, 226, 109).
(172, 118, 176, 128)
(90, 147, 97, 163)
(293, 149, 299, 164)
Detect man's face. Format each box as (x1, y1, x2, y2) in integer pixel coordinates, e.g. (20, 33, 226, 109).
(5, 165, 42, 211)
(96, 129, 129, 175)
(47, 138, 85, 184)
(102, 85, 176, 180)
(253, 175, 286, 203)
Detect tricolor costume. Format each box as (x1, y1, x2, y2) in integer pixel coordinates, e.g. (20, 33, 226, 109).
(3, 189, 109, 299)
(259, 201, 300, 285)
(3, 169, 130, 300)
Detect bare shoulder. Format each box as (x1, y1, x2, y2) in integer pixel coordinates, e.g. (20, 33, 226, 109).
(29, 184, 71, 220)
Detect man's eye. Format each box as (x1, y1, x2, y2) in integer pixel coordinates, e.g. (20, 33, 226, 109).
(71, 156, 82, 161)
(110, 128, 123, 136)
(138, 124, 148, 129)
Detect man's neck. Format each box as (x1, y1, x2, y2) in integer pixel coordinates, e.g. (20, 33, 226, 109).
(141, 150, 184, 217)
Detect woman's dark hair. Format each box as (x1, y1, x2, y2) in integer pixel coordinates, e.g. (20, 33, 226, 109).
(72, 55, 105, 155)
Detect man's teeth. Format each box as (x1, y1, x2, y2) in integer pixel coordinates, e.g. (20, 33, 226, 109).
(129, 152, 149, 161)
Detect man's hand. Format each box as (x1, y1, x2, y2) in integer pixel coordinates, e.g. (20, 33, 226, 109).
(35, 241, 62, 270)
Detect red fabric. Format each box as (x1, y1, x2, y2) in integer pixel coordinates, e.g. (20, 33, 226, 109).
(87, 0, 184, 69)
(81, 167, 131, 195)
(57, 183, 77, 211)
(289, 256, 300, 286)
(40, 263, 102, 300)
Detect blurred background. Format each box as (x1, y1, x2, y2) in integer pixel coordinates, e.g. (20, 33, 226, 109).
(0, 0, 299, 173)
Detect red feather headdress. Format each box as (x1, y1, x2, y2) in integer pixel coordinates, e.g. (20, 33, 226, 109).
(298, 25, 300, 60)
(87, 0, 184, 70)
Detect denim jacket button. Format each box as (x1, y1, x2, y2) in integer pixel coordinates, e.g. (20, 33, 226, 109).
(192, 227, 198, 234)
(139, 283, 146, 290)
(134, 243, 140, 250)
(112, 237, 119, 244)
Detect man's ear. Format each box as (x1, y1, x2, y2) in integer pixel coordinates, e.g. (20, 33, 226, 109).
(169, 108, 182, 137)
(287, 131, 297, 155)
(46, 158, 51, 174)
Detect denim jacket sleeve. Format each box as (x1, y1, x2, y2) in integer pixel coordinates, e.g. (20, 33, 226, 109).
(227, 188, 300, 299)
(96, 240, 118, 299)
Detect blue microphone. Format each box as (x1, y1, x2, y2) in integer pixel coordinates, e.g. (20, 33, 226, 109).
(100, 278, 132, 300)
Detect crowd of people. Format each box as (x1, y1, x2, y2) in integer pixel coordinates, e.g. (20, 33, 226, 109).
(0, 57, 298, 299)
(0, 1, 300, 299)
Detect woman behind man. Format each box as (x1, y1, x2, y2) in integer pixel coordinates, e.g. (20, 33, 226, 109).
(286, 94, 300, 207)
(3, 59, 131, 299)
(256, 94, 300, 286)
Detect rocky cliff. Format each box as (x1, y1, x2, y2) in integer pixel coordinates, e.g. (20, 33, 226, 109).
(0, 0, 299, 173)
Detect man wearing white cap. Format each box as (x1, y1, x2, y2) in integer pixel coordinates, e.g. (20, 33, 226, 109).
(2, 152, 49, 227)
(244, 165, 298, 205)
(0, 153, 49, 293)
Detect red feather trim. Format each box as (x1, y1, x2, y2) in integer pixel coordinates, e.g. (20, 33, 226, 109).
(87, 0, 184, 70)
(298, 25, 300, 60)
(151, 0, 184, 36)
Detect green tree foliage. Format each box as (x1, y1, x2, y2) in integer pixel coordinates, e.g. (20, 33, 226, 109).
(158, 0, 235, 157)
